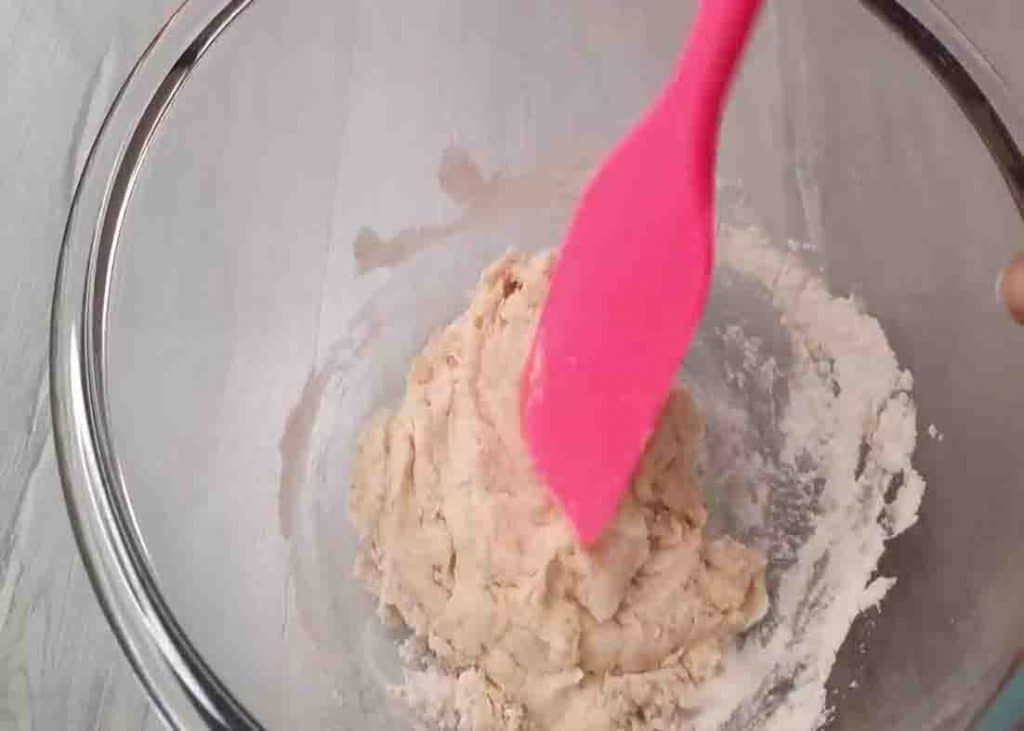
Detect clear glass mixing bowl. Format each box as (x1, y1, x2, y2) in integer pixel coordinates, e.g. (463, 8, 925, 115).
(51, 0, 1024, 728)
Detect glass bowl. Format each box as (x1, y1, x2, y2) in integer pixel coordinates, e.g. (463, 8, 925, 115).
(51, 0, 1024, 728)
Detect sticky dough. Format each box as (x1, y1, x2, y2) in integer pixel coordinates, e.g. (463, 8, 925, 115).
(349, 252, 768, 730)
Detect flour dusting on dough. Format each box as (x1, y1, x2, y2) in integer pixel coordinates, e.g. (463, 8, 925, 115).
(347, 223, 927, 730)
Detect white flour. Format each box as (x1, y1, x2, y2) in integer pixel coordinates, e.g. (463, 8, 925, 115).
(686, 225, 926, 729)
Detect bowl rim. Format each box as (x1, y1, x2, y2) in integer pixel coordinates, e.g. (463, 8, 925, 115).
(49, 0, 260, 728)
(48, 1, 1024, 729)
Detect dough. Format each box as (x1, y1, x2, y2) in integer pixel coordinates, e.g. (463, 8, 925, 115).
(349, 252, 768, 730)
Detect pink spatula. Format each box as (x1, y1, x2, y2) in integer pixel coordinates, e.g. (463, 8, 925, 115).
(521, 0, 763, 545)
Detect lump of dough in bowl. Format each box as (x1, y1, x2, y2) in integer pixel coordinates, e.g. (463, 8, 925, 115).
(349, 252, 768, 730)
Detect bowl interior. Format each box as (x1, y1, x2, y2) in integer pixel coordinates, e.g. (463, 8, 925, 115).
(103, 0, 1024, 728)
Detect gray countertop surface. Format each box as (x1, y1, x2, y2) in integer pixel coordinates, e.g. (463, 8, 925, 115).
(1, 1, 1021, 729)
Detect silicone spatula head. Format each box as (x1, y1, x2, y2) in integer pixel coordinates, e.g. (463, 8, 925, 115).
(521, 0, 763, 545)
